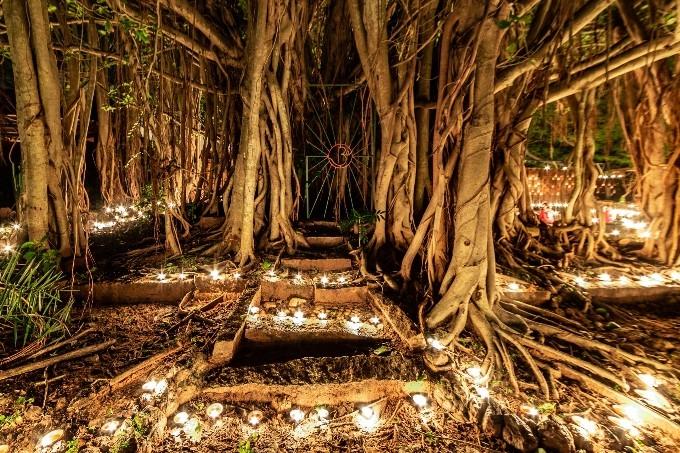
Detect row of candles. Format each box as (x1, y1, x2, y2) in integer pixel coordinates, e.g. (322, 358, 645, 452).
(249, 304, 382, 331)
(571, 270, 680, 289)
(30, 354, 670, 450)
(426, 337, 669, 443)
(154, 268, 351, 288)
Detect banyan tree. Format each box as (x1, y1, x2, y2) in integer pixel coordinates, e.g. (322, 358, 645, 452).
(2, 0, 680, 451)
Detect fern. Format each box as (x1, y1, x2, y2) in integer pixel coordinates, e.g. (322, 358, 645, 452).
(0, 250, 71, 346)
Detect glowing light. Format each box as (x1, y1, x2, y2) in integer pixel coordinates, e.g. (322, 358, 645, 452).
(290, 408, 305, 423)
(574, 276, 588, 288)
(320, 274, 329, 285)
(2, 244, 14, 254)
(635, 389, 671, 410)
(598, 273, 611, 283)
(248, 410, 263, 426)
(638, 373, 659, 388)
(610, 229, 621, 236)
(210, 269, 221, 281)
(317, 311, 328, 320)
(140, 393, 153, 401)
(178, 272, 187, 280)
(39, 429, 64, 447)
(173, 412, 190, 425)
(670, 270, 680, 281)
(157, 272, 167, 282)
(614, 404, 643, 426)
(183, 417, 200, 434)
(356, 405, 380, 431)
(411, 394, 428, 408)
(294, 310, 305, 320)
(506, 282, 521, 292)
(544, 165, 551, 171)
(522, 405, 539, 417)
(170, 427, 182, 437)
(639, 230, 651, 239)
(206, 403, 224, 419)
(294, 273, 303, 283)
(475, 386, 489, 399)
(142, 380, 157, 391)
(11, 223, 21, 231)
(233, 272, 241, 280)
(650, 273, 665, 283)
(101, 420, 120, 434)
(608, 416, 640, 437)
(337, 276, 347, 284)
(427, 337, 445, 351)
(572, 416, 598, 437)
(369, 316, 380, 325)
(249, 306, 260, 315)
(267, 269, 276, 278)
(316, 407, 329, 419)
(618, 275, 631, 285)
(105, 206, 113, 214)
(276, 310, 287, 321)
(154, 379, 168, 395)
(350, 315, 361, 323)
(466, 366, 482, 379)
(638, 275, 657, 287)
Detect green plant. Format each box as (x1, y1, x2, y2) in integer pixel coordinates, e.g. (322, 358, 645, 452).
(339, 209, 383, 246)
(65, 439, 80, 453)
(0, 250, 71, 346)
(0, 396, 34, 429)
(238, 434, 258, 453)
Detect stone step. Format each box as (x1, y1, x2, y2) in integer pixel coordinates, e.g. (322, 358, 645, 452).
(305, 235, 347, 248)
(281, 257, 353, 272)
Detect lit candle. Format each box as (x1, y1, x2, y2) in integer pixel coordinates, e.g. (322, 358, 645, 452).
(609, 416, 640, 437)
(522, 405, 539, 417)
(101, 420, 120, 434)
(369, 316, 380, 325)
(210, 269, 221, 281)
(157, 272, 167, 282)
(466, 366, 482, 379)
(178, 272, 187, 280)
(247, 410, 263, 426)
(317, 311, 328, 320)
(411, 394, 428, 408)
(637, 373, 659, 388)
(337, 276, 347, 284)
(320, 274, 329, 285)
(290, 408, 305, 423)
(154, 379, 168, 395)
(233, 272, 241, 280)
(574, 276, 588, 288)
(142, 379, 157, 391)
(635, 389, 671, 410)
(206, 403, 224, 419)
(39, 429, 64, 447)
(356, 405, 379, 431)
(572, 416, 598, 437)
(173, 411, 190, 425)
(316, 407, 329, 420)
(427, 337, 445, 351)
(249, 306, 260, 315)
(506, 282, 521, 292)
(598, 273, 611, 283)
(475, 386, 490, 399)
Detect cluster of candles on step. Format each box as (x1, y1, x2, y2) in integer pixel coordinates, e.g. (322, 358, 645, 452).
(32, 366, 671, 448)
(248, 303, 381, 331)
(163, 394, 430, 442)
(426, 336, 670, 443)
(264, 269, 352, 287)
(570, 270, 680, 289)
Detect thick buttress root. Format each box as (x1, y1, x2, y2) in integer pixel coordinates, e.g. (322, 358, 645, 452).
(424, 280, 671, 401)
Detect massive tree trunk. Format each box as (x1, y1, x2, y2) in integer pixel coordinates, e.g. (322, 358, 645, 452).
(5, 0, 50, 243)
(348, 0, 417, 255)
